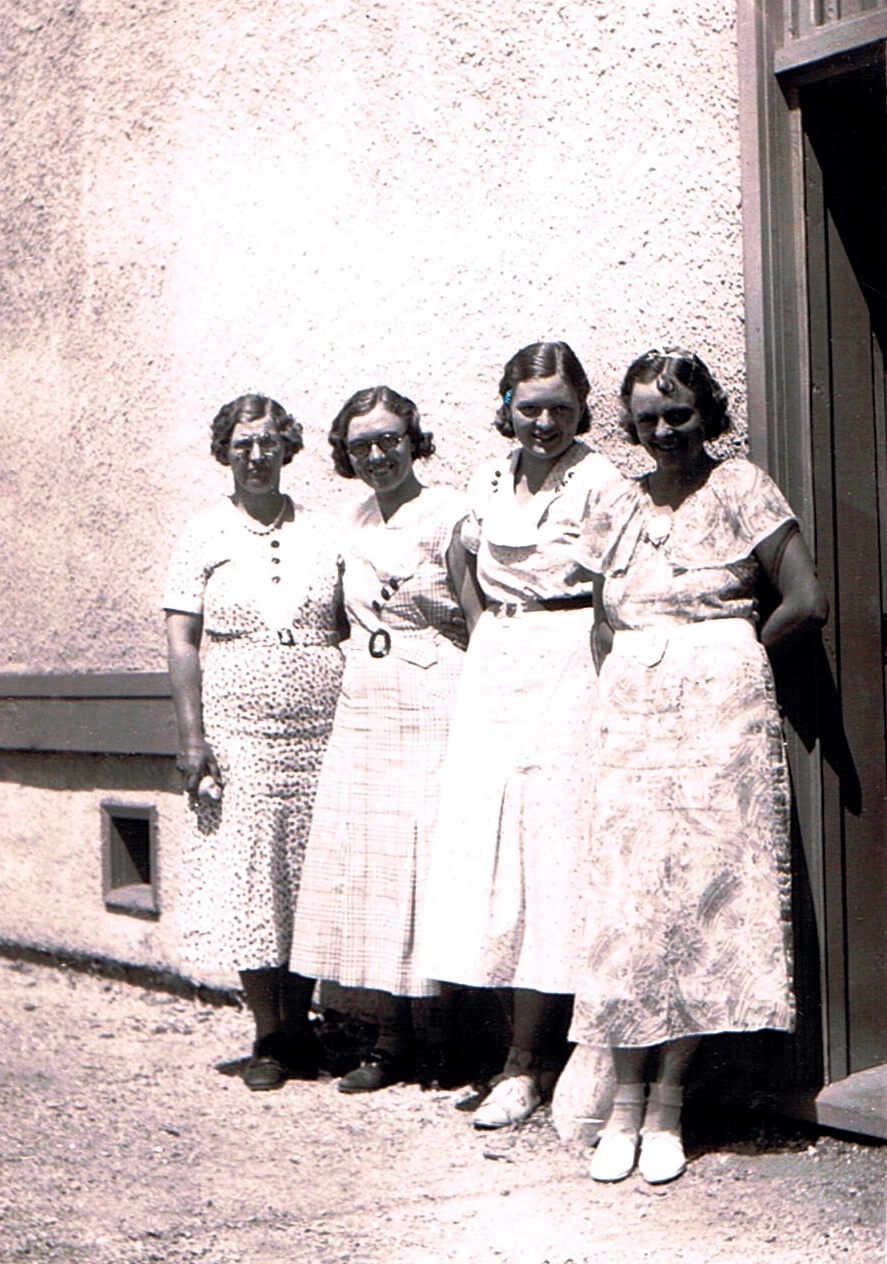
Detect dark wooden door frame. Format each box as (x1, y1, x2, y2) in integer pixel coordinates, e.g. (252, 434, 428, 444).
(736, 1, 887, 1131)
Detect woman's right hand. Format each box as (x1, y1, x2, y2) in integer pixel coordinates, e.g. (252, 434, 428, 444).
(176, 740, 222, 798)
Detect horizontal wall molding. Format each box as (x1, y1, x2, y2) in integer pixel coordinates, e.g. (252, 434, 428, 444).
(0, 673, 178, 755)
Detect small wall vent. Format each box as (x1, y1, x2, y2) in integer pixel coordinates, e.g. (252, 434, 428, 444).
(101, 803, 159, 919)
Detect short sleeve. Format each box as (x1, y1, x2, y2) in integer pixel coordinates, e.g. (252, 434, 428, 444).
(162, 519, 210, 615)
(573, 477, 641, 575)
(460, 461, 497, 555)
(717, 462, 797, 556)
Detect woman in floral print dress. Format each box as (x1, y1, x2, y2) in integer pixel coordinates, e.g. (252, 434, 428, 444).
(571, 350, 828, 1185)
(164, 394, 344, 1092)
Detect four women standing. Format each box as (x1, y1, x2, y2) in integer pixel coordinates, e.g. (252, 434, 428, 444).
(166, 347, 826, 1183)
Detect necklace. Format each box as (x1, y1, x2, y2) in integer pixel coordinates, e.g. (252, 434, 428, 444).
(235, 494, 291, 536)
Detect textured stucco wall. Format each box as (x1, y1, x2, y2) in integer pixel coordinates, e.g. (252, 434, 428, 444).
(0, 0, 745, 674)
(0, 753, 236, 980)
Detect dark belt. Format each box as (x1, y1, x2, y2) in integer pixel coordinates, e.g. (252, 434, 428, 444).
(487, 594, 596, 617)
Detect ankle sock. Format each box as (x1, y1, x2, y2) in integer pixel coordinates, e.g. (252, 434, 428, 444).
(643, 1081, 683, 1134)
(603, 1082, 646, 1135)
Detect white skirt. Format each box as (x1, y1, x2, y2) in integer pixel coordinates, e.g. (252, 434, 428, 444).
(420, 605, 598, 993)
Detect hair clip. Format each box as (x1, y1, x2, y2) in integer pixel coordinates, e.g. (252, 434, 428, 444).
(503, 389, 513, 405)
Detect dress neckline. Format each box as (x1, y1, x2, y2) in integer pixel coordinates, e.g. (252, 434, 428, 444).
(508, 440, 590, 501)
(640, 458, 722, 514)
(227, 494, 296, 535)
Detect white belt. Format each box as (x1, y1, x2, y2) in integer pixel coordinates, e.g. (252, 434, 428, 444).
(610, 618, 757, 667)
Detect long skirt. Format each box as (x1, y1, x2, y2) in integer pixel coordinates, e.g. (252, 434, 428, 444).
(420, 605, 598, 994)
(177, 635, 344, 974)
(290, 631, 464, 998)
(569, 617, 795, 1048)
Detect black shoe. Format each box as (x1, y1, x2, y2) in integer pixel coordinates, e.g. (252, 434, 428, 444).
(282, 1025, 321, 1081)
(415, 1044, 465, 1091)
(337, 1049, 407, 1094)
(243, 1032, 290, 1091)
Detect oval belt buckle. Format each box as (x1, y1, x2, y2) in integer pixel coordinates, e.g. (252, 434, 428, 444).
(368, 628, 391, 658)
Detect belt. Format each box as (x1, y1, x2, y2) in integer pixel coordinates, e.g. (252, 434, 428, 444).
(487, 594, 596, 618)
(610, 618, 757, 667)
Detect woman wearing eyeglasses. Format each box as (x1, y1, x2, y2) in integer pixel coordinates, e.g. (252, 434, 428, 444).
(164, 394, 345, 1091)
(289, 386, 478, 1092)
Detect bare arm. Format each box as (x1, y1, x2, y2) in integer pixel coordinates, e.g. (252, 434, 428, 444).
(589, 571, 613, 674)
(165, 610, 221, 795)
(755, 524, 829, 654)
(446, 533, 485, 638)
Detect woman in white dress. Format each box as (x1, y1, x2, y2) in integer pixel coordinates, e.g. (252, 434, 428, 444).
(290, 386, 478, 1092)
(164, 394, 344, 1091)
(422, 341, 623, 1127)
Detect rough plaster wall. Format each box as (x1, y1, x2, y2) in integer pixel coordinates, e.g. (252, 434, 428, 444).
(0, 753, 235, 983)
(0, 0, 745, 673)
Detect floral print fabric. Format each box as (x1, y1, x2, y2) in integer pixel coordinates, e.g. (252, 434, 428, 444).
(569, 460, 798, 1046)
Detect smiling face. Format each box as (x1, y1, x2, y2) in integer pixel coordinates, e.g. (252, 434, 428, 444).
(509, 373, 582, 463)
(345, 404, 414, 495)
(629, 377, 706, 469)
(227, 416, 285, 496)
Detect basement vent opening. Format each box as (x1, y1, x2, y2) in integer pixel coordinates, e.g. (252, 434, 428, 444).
(101, 803, 159, 919)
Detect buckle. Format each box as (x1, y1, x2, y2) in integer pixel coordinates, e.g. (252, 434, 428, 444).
(368, 628, 392, 658)
(277, 627, 296, 646)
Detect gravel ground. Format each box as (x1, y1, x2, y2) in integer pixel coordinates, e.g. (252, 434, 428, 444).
(1, 957, 885, 1264)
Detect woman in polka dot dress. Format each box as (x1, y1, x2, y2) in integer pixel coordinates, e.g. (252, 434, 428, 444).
(164, 394, 344, 1091)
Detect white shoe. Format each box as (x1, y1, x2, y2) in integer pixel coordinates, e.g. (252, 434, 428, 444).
(638, 1130, 686, 1184)
(473, 1074, 541, 1129)
(590, 1129, 639, 1182)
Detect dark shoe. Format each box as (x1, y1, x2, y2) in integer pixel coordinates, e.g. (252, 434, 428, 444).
(282, 1025, 321, 1081)
(243, 1032, 290, 1092)
(337, 1049, 406, 1094)
(415, 1044, 465, 1091)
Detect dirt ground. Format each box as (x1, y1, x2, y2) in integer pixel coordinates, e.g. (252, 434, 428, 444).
(1, 957, 885, 1264)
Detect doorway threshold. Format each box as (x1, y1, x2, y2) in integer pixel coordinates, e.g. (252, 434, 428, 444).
(815, 1064, 887, 1140)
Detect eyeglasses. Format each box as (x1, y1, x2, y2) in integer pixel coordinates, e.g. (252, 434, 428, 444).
(346, 431, 406, 460)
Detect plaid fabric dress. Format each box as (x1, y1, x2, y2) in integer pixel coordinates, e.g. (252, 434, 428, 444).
(289, 485, 468, 997)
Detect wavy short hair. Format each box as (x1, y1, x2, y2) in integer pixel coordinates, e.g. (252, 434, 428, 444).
(619, 348, 731, 443)
(210, 394, 303, 466)
(328, 385, 435, 479)
(495, 341, 592, 438)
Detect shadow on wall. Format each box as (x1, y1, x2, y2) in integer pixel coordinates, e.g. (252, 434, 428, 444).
(0, 751, 179, 794)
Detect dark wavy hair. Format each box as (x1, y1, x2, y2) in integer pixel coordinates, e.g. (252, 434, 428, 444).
(328, 385, 435, 479)
(495, 341, 592, 438)
(618, 348, 731, 443)
(210, 394, 303, 466)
